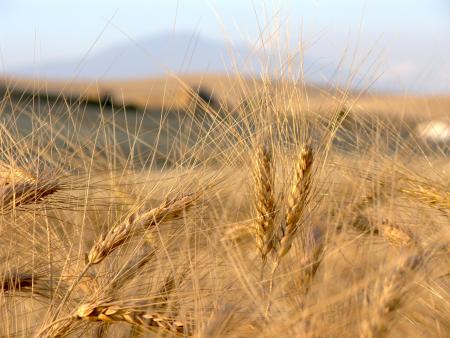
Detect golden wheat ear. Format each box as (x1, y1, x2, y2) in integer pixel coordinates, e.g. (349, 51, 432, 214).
(0, 178, 60, 212)
(1, 272, 34, 292)
(378, 219, 417, 248)
(400, 182, 450, 212)
(75, 299, 190, 334)
(298, 226, 326, 299)
(88, 192, 199, 265)
(253, 143, 278, 261)
(0, 162, 36, 186)
(1, 270, 51, 298)
(360, 249, 431, 338)
(277, 144, 314, 259)
(46, 192, 201, 328)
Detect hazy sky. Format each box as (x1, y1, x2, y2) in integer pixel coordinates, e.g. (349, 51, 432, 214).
(0, 0, 449, 93)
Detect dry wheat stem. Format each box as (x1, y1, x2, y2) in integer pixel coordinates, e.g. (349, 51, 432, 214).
(1, 271, 51, 299)
(48, 263, 93, 324)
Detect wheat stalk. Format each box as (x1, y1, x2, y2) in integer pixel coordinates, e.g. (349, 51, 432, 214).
(264, 144, 314, 318)
(253, 144, 278, 261)
(1, 270, 53, 300)
(277, 145, 314, 258)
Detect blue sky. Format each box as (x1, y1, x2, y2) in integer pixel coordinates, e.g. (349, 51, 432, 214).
(0, 0, 449, 93)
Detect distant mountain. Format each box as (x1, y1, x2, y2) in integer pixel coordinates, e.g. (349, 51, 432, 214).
(6, 31, 449, 94)
(11, 31, 340, 84)
(13, 32, 271, 80)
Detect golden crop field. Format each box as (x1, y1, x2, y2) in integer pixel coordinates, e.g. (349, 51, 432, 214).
(0, 66, 449, 338)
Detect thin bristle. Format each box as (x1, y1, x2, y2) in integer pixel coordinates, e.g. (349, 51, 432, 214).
(110, 250, 156, 290)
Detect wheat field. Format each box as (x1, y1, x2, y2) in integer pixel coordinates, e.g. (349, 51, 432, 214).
(0, 64, 449, 338)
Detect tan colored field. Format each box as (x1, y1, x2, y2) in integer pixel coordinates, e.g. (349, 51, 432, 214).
(0, 70, 449, 338)
(2, 74, 449, 118)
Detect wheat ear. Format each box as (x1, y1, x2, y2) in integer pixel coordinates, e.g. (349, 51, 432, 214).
(88, 193, 198, 265)
(50, 193, 198, 325)
(360, 249, 429, 338)
(400, 183, 449, 212)
(264, 145, 314, 318)
(1, 270, 51, 298)
(1, 272, 34, 292)
(277, 145, 313, 258)
(253, 144, 277, 261)
(0, 162, 36, 185)
(379, 219, 416, 248)
(0, 179, 59, 212)
(75, 299, 189, 334)
(298, 227, 325, 299)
